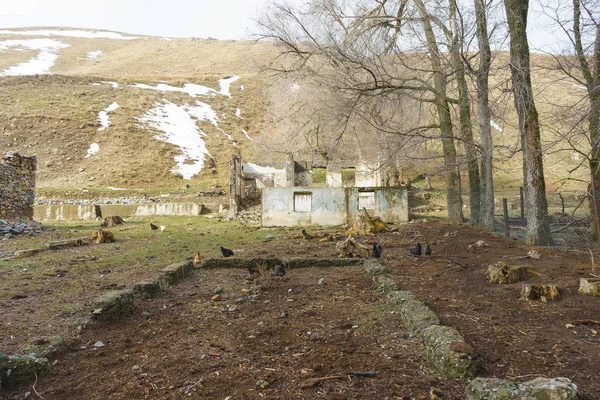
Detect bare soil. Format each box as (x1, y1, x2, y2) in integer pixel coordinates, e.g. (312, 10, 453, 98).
(2, 219, 600, 399)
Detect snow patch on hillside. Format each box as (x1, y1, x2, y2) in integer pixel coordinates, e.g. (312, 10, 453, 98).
(86, 143, 100, 157)
(242, 129, 253, 141)
(0, 38, 70, 76)
(219, 76, 240, 97)
(98, 102, 120, 131)
(134, 82, 218, 97)
(0, 29, 139, 40)
(490, 120, 503, 133)
(101, 81, 119, 88)
(137, 100, 214, 179)
(82, 50, 104, 61)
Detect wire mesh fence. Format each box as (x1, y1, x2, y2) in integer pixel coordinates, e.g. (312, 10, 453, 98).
(493, 189, 597, 253)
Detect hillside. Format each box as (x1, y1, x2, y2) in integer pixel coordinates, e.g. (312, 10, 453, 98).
(0, 27, 286, 199)
(0, 27, 592, 203)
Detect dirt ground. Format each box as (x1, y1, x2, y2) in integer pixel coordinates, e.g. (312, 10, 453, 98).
(2, 219, 600, 399)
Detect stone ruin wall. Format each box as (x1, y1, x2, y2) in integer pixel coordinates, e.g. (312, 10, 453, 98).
(0, 152, 37, 220)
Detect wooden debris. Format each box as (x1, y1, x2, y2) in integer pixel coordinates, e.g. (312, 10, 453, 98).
(47, 238, 86, 250)
(487, 262, 538, 284)
(302, 229, 313, 240)
(578, 278, 600, 296)
(301, 375, 345, 388)
(101, 216, 125, 228)
(467, 240, 489, 251)
(335, 235, 370, 258)
(521, 284, 561, 302)
(91, 229, 115, 244)
(345, 208, 388, 236)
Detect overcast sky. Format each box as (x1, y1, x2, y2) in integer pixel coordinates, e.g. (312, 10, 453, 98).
(1, 0, 271, 40)
(0, 0, 569, 51)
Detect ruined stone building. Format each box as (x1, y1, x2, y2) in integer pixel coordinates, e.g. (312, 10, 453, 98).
(0, 152, 37, 220)
(230, 154, 408, 227)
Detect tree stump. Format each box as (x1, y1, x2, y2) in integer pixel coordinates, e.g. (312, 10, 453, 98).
(579, 278, 600, 296)
(345, 208, 387, 236)
(486, 262, 536, 284)
(91, 230, 115, 244)
(521, 284, 560, 302)
(101, 216, 125, 228)
(335, 236, 370, 258)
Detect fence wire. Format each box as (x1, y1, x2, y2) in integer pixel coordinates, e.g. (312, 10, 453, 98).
(493, 189, 599, 253)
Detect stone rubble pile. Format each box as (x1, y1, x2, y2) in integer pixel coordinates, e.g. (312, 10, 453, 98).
(0, 219, 43, 239)
(235, 205, 262, 226)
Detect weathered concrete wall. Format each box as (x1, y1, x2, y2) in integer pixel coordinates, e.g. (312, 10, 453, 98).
(326, 162, 342, 187)
(295, 161, 313, 187)
(34, 203, 202, 221)
(262, 187, 347, 226)
(347, 188, 409, 224)
(355, 162, 383, 187)
(0, 152, 36, 220)
(242, 162, 286, 188)
(262, 187, 408, 226)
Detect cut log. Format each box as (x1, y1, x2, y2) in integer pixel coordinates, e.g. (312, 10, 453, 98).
(91, 229, 115, 244)
(335, 235, 370, 258)
(521, 284, 560, 302)
(487, 262, 537, 284)
(47, 238, 87, 250)
(101, 216, 125, 228)
(579, 278, 600, 296)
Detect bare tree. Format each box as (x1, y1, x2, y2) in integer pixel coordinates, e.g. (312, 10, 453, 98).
(256, 0, 472, 222)
(474, 0, 496, 231)
(504, 0, 553, 244)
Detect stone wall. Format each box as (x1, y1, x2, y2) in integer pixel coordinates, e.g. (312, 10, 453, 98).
(0, 152, 37, 220)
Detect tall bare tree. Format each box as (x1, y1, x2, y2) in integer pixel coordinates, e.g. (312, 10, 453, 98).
(474, 0, 495, 231)
(504, 0, 552, 244)
(257, 0, 469, 222)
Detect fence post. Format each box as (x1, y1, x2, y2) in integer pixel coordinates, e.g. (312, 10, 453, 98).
(503, 198, 510, 238)
(590, 174, 600, 241)
(519, 187, 525, 222)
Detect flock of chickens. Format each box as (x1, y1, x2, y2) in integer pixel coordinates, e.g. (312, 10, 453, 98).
(184, 225, 433, 283)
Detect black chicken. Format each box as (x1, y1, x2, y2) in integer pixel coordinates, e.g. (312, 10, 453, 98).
(150, 223, 159, 230)
(274, 264, 286, 277)
(248, 264, 260, 280)
(424, 244, 432, 256)
(220, 246, 234, 257)
(373, 242, 383, 258)
(409, 242, 422, 256)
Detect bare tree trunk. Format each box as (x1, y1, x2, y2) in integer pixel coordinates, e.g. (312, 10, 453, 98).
(416, 0, 464, 222)
(474, 0, 495, 231)
(504, 0, 552, 245)
(573, 0, 600, 239)
(450, 0, 481, 225)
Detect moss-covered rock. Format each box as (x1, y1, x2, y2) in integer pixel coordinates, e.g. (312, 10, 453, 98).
(22, 335, 65, 358)
(390, 291, 440, 337)
(158, 260, 194, 286)
(132, 278, 162, 299)
(521, 377, 578, 400)
(376, 276, 399, 294)
(0, 351, 49, 389)
(466, 378, 521, 399)
(364, 259, 388, 276)
(421, 325, 479, 378)
(466, 377, 578, 400)
(90, 289, 134, 322)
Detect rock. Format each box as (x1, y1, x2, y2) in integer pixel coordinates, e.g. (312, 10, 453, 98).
(466, 378, 520, 400)
(256, 379, 270, 389)
(94, 341, 105, 348)
(364, 259, 388, 276)
(228, 305, 238, 312)
(265, 234, 275, 241)
(215, 286, 224, 294)
(187, 326, 197, 333)
(317, 278, 325, 286)
(527, 250, 541, 259)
